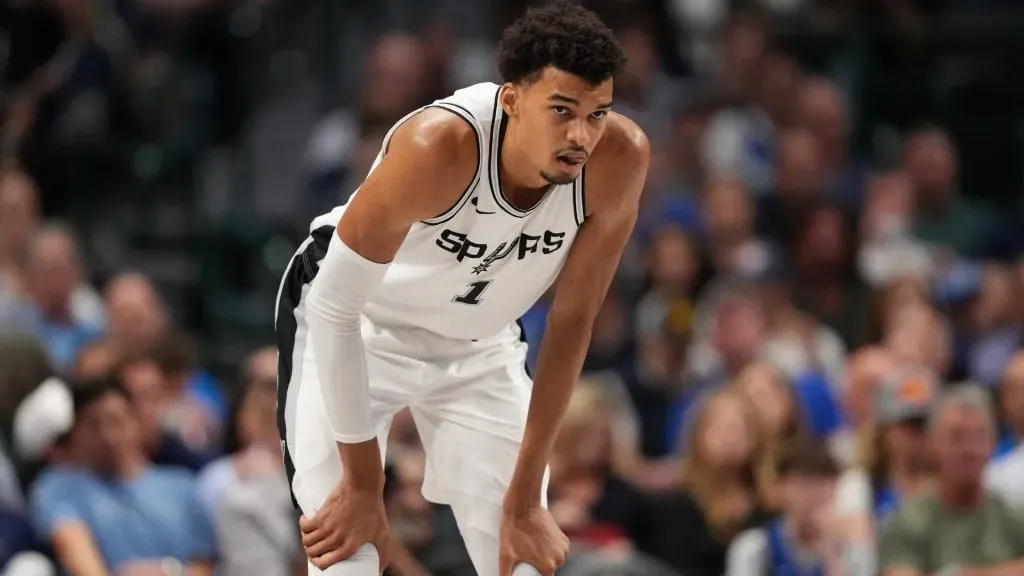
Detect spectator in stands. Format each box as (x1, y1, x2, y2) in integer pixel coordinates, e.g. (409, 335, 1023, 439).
(0, 172, 105, 329)
(689, 284, 768, 393)
(611, 24, 685, 144)
(6, 379, 68, 576)
(757, 128, 826, 246)
(966, 264, 1018, 387)
(0, 502, 49, 576)
(119, 348, 212, 472)
(904, 128, 996, 258)
(147, 330, 221, 454)
(700, 177, 762, 275)
(881, 385, 1024, 574)
(986, 352, 1024, 504)
(833, 346, 899, 464)
(30, 376, 215, 576)
(103, 275, 226, 430)
(639, 388, 772, 576)
(701, 45, 800, 196)
(102, 273, 168, 358)
(16, 224, 103, 372)
(0, 441, 22, 511)
(634, 225, 700, 389)
(872, 277, 930, 344)
(796, 77, 866, 206)
(731, 362, 812, 494)
(835, 370, 936, 537)
(0, 170, 40, 321)
(857, 172, 934, 293)
(0, 333, 54, 431)
(198, 347, 299, 576)
(996, 352, 1024, 458)
(751, 238, 847, 389)
(72, 341, 121, 381)
(727, 439, 870, 576)
(790, 203, 868, 350)
(885, 302, 952, 378)
(12, 377, 76, 485)
(548, 379, 646, 552)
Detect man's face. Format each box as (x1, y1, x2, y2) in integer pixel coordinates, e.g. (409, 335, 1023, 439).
(934, 405, 994, 486)
(503, 67, 613, 185)
(77, 392, 140, 475)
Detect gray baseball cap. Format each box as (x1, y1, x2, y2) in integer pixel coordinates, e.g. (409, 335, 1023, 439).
(875, 369, 939, 425)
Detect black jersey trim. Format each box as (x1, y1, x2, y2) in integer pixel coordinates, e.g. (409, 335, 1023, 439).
(419, 103, 483, 226)
(487, 87, 561, 219)
(575, 165, 587, 226)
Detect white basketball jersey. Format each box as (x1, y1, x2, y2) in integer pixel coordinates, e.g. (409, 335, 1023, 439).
(309, 83, 585, 341)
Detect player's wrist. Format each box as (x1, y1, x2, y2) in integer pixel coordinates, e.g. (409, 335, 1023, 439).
(503, 486, 544, 515)
(337, 440, 386, 492)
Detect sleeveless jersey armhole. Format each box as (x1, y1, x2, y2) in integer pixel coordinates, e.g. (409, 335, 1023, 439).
(419, 103, 483, 226)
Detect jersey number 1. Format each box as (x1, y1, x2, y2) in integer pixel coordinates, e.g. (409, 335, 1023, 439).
(453, 280, 491, 305)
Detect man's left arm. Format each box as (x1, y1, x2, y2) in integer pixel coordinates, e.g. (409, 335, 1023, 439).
(504, 120, 649, 509)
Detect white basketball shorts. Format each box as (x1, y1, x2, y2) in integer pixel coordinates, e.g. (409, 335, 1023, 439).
(274, 226, 548, 574)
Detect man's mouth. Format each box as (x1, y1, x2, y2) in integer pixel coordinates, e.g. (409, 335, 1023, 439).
(556, 153, 586, 169)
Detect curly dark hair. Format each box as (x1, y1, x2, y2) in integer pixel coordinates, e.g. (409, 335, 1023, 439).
(498, 2, 625, 86)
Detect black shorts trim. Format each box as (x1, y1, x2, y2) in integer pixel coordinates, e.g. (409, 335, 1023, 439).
(276, 225, 335, 509)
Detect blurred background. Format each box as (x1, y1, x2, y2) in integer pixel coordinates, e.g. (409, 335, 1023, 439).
(4, 0, 1024, 574)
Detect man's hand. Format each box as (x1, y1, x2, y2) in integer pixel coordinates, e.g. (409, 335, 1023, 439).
(299, 482, 390, 573)
(499, 506, 570, 576)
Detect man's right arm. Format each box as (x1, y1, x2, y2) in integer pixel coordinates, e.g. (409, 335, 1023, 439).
(303, 108, 478, 491)
(31, 480, 109, 576)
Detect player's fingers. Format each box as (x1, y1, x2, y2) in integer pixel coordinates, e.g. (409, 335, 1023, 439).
(300, 526, 326, 548)
(310, 533, 358, 568)
(311, 550, 344, 572)
(305, 533, 344, 560)
(298, 515, 319, 534)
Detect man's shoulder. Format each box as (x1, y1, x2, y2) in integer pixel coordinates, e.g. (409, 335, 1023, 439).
(582, 114, 649, 213)
(886, 491, 941, 533)
(594, 114, 649, 166)
(379, 107, 480, 193)
(399, 107, 479, 161)
(30, 466, 92, 501)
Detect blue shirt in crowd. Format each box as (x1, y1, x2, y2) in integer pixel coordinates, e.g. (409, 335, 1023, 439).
(30, 466, 215, 571)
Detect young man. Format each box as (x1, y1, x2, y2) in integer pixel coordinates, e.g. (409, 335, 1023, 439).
(726, 439, 869, 576)
(274, 4, 647, 576)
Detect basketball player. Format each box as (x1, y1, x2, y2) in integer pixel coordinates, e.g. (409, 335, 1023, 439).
(275, 4, 648, 575)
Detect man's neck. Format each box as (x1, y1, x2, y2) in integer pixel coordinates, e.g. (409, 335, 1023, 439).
(499, 116, 550, 206)
(891, 462, 930, 491)
(113, 454, 147, 480)
(939, 479, 984, 510)
(39, 303, 73, 324)
(784, 516, 822, 552)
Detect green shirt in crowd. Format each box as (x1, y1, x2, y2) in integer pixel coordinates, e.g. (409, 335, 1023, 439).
(880, 491, 1024, 573)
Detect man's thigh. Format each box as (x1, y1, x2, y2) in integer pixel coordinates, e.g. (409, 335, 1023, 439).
(282, 315, 419, 516)
(412, 340, 549, 526)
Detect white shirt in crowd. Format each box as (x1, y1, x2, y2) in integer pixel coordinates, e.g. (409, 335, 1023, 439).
(986, 444, 1024, 508)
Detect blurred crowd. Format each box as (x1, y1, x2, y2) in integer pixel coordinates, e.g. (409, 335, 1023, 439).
(4, 0, 1024, 575)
